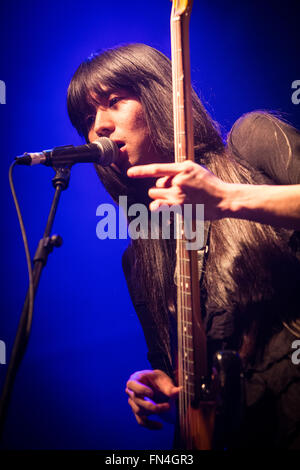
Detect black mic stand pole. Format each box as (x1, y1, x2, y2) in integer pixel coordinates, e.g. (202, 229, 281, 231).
(0, 166, 71, 440)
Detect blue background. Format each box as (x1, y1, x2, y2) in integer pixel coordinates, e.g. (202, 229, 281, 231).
(0, 0, 299, 450)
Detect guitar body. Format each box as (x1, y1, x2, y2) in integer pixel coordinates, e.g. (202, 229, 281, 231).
(183, 403, 216, 450)
(174, 349, 243, 450)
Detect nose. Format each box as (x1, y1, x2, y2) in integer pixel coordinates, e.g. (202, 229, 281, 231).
(93, 107, 115, 137)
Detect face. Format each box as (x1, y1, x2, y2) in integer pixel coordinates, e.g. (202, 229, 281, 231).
(87, 89, 161, 173)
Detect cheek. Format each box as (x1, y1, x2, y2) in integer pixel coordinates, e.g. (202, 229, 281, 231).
(124, 102, 148, 131)
(88, 129, 97, 143)
(130, 115, 151, 147)
(133, 109, 148, 131)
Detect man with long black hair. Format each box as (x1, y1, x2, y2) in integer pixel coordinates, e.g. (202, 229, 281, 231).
(67, 43, 300, 448)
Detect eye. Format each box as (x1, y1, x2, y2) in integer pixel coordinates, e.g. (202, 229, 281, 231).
(108, 96, 121, 107)
(85, 115, 95, 129)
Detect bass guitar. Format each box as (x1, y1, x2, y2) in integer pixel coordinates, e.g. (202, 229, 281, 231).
(171, 0, 242, 450)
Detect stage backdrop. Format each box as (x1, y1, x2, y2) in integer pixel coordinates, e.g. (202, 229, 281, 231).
(0, 0, 299, 450)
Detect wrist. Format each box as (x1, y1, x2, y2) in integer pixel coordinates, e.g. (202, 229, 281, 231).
(217, 183, 260, 220)
(215, 182, 242, 218)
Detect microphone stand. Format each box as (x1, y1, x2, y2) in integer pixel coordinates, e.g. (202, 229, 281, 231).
(0, 166, 71, 440)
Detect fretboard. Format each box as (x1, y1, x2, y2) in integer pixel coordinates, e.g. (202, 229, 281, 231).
(170, 0, 208, 446)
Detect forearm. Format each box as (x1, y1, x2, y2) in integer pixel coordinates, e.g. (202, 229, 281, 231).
(127, 162, 300, 230)
(220, 183, 300, 230)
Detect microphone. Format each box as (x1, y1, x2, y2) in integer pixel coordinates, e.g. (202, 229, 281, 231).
(15, 137, 119, 167)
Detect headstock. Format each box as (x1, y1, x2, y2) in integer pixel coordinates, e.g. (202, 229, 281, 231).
(171, 0, 193, 17)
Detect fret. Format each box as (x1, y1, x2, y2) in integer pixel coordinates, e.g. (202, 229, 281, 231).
(180, 381, 196, 396)
(179, 362, 195, 374)
(182, 358, 194, 368)
(183, 347, 193, 355)
(179, 321, 193, 330)
(177, 262, 191, 268)
(177, 238, 189, 245)
(178, 291, 191, 296)
(182, 327, 192, 334)
(178, 279, 190, 285)
(182, 306, 192, 311)
(179, 285, 190, 292)
(181, 321, 193, 330)
(179, 374, 195, 386)
(183, 387, 195, 398)
(183, 360, 194, 367)
(178, 368, 195, 380)
(183, 369, 195, 377)
(178, 278, 191, 284)
(182, 389, 195, 398)
(179, 298, 191, 305)
(178, 283, 191, 291)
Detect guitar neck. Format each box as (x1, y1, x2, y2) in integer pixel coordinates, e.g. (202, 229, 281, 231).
(171, 1, 194, 165)
(171, 0, 208, 446)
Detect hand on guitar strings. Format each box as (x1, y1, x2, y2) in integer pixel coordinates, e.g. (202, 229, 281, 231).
(127, 161, 300, 229)
(127, 160, 228, 221)
(125, 369, 181, 430)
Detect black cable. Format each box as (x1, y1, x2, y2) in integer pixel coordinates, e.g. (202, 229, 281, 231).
(0, 162, 35, 437)
(8, 161, 34, 334)
(1, 163, 70, 440)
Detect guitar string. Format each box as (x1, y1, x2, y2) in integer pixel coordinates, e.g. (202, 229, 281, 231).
(177, 16, 189, 444)
(173, 11, 185, 441)
(172, 11, 180, 435)
(178, 18, 185, 443)
(181, 14, 194, 448)
(175, 17, 184, 440)
(172, 7, 195, 446)
(180, 21, 190, 447)
(181, 20, 190, 446)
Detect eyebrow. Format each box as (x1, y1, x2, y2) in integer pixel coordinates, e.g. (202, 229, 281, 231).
(88, 87, 135, 108)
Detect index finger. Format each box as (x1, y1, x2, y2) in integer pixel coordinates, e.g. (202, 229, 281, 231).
(126, 380, 154, 398)
(127, 163, 181, 178)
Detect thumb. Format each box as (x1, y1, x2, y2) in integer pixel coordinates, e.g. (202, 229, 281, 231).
(156, 377, 181, 397)
(168, 385, 182, 398)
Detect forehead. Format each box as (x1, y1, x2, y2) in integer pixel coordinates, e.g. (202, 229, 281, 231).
(86, 85, 132, 109)
(86, 85, 111, 107)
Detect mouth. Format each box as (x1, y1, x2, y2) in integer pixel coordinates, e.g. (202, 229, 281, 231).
(115, 141, 126, 160)
(115, 141, 125, 150)
(111, 142, 131, 174)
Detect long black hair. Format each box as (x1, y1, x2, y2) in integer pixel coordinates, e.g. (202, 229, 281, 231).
(67, 43, 300, 366)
